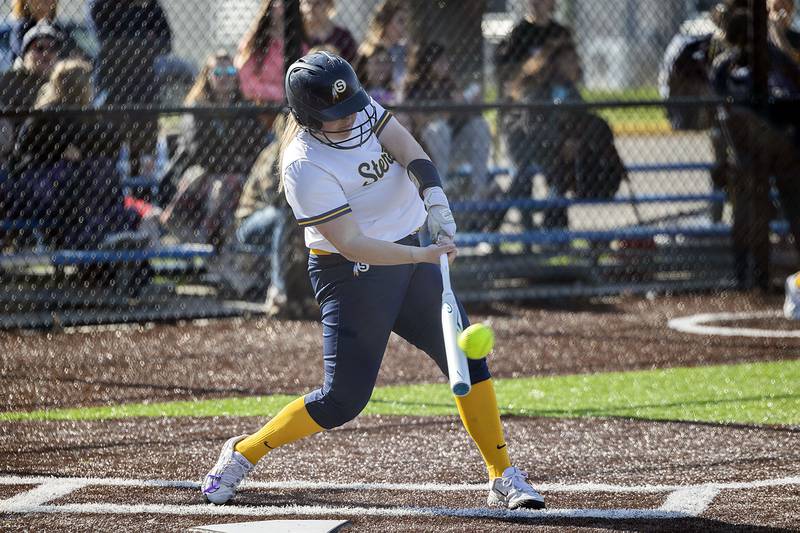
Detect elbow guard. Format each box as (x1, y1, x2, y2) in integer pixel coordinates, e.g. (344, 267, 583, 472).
(407, 159, 443, 197)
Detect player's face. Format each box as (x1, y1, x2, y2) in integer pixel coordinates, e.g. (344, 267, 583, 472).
(321, 113, 357, 139)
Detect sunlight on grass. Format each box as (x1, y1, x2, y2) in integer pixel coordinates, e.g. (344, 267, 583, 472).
(2, 360, 797, 425)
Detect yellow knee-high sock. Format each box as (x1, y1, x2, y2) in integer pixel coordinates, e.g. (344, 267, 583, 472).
(235, 397, 323, 465)
(455, 379, 511, 480)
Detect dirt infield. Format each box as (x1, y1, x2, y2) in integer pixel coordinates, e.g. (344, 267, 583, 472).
(2, 292, 799, 412)
(1, 291, 799, 530)
(1, 416, 799, 531)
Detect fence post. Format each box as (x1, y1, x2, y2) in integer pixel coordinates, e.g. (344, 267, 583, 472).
(284, 0, 303, 72)
(749, 0, 770, 290)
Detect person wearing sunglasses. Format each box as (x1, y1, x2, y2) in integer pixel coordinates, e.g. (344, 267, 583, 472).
(159, 51, 272, 257)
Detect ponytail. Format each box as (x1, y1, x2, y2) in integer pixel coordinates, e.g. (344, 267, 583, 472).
(278, 113, 303, 191)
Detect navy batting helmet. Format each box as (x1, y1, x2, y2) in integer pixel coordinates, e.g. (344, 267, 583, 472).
(285, 51, 377, 149)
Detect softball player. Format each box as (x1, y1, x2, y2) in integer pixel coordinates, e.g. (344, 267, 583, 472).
(202, 51, 545, 510)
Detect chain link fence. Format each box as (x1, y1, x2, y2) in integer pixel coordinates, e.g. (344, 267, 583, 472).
(0, 0, 798, 328)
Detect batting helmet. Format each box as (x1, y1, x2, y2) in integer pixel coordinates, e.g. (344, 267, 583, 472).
(285, 51, 377, 149)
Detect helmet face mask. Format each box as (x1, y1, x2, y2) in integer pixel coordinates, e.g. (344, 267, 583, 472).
(286, 52, 377, 149)
(308, 102, 377, 150)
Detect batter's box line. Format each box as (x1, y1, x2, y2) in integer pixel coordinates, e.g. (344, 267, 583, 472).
(1, 475, 799, 520)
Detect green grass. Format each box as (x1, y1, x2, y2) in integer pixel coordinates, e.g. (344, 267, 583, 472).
(581, 86, 669, 133)
(3, 360, 798, 425)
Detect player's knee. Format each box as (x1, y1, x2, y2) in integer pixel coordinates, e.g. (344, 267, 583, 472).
(308, 389, 372, 429)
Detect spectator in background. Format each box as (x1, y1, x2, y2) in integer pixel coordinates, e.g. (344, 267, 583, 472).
(403, 42, 492, 226)
(8, 0, 76, 62)
(8, 59, 136, 249)
(236, 0, 308, 110)
(503, 42, 625, 230)
(160, 51, 271, 250)
(356, 43, 396, 105)
(0, 22, 62, 169)
(494, 0, 575, 99)
(221, 112, 317, 316)
(711, 7, 800, 266)
(301, 0, 357, 63)
(358, 0, 408, 97)
(88, 0, 172, 178)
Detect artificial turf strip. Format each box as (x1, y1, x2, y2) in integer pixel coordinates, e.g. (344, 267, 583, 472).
(2, 359, 798, 424)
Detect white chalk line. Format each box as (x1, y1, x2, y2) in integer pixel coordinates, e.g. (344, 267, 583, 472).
(2, 475, 799, 493)
(2, 475, 799, 521)
(668, 310, 800, 338)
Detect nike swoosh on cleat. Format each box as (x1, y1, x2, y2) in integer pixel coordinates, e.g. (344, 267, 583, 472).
(496, 443, 507, 449)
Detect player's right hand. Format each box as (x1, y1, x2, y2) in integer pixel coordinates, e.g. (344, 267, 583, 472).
(413, 242, 457, 265)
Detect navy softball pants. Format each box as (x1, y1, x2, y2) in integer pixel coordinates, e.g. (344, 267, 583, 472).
(304, 234, 491, 429)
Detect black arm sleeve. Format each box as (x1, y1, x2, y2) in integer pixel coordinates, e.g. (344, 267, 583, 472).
(406, 159, 443, 197)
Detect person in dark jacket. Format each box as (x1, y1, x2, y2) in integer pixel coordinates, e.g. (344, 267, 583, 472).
(494, 0, 575, 99)
(499, 37, 625, 230)
(8, 59, 135, 249)
(0, 22, 63, 176)
(711, 7, 800, 279)
(160, 51, 272, 248)
(87, 0, 172, 177)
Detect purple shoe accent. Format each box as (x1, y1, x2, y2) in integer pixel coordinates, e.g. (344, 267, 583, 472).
(203, 474, 221, 494)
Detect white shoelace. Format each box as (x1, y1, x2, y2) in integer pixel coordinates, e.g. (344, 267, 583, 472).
(502, 467, 537, 495)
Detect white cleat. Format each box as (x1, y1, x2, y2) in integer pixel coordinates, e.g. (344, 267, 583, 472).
(201, 435, 254, 504)
(487, 466, 546, 510)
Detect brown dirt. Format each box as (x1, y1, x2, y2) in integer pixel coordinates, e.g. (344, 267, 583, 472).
(1, 291, 799, 530)
(1, 416, 798, 531)
(1, 292, 797, 412)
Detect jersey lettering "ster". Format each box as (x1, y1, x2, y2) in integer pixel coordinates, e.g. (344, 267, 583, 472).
(282, 98, 426, 254)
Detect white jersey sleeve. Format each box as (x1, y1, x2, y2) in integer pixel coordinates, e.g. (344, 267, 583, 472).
(283, 159, 352, 227)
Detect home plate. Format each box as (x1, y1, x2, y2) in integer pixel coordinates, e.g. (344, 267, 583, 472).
(191, 520, 350, 532)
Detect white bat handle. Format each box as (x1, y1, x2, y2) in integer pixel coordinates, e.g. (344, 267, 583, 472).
(439, 254, 452, 292)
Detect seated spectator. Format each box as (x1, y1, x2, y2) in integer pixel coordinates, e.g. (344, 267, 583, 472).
(403, 42, 492, 205)
(8, 0, 76, 63)
(711, 7, 800, 263)
(301, 0, 357, 63)
(88, 0, 172, 178)
(357, 0, 408, 97)
(7, 59, 136, 249)
(214, 113, 316, 316)
(494, 0, 575, 100)
(236, 0, 308, 109)
(0, 22, 62, 171)
(159, 51, 272, 250)
(355, 43, 396, 105)
(503, 42, 626, 229)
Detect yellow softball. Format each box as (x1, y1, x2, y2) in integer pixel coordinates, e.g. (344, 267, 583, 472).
(457, 323, 495, 360)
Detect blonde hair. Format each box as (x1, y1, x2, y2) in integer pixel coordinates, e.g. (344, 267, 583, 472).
(277, 113, 303, 191)
(185, 50, 243, 106)
(12, 0, 57, 19)
(35, 58, 92, 109)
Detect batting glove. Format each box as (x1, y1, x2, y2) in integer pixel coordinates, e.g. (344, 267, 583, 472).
(423, 186, 457, 244)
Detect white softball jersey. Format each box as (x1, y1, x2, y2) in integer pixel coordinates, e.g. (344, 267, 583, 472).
(282, 99, 427, 254)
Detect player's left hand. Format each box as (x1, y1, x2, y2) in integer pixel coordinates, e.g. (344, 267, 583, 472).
(423, 186, 457, 244)
(437, 235, 459, 264)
